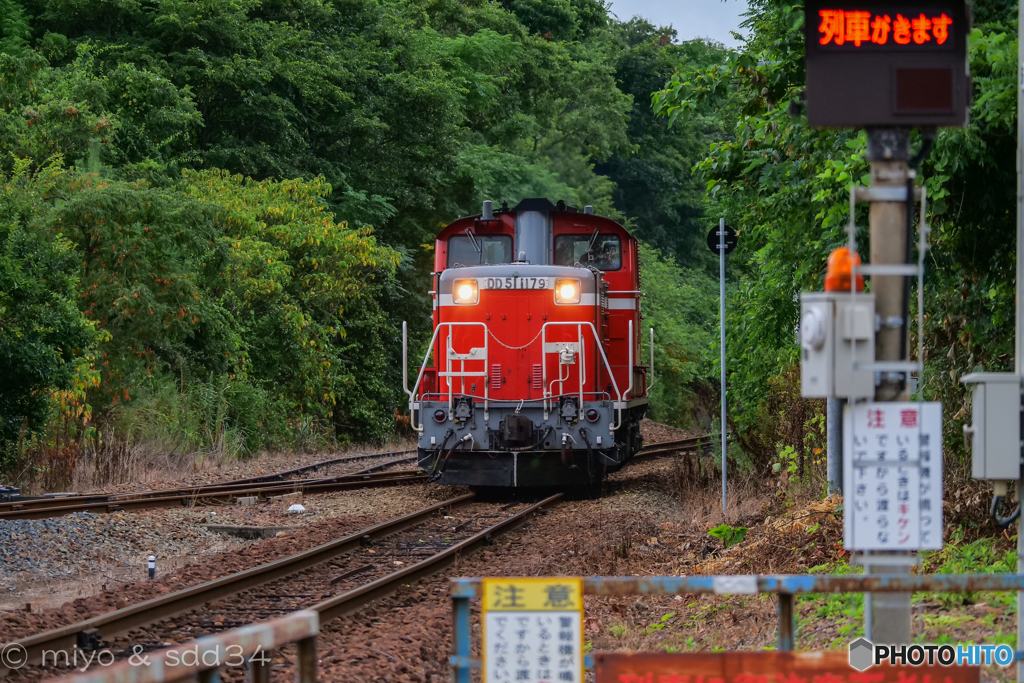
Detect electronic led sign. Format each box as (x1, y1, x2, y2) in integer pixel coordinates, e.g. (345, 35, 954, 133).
(804, 0, 971, 128)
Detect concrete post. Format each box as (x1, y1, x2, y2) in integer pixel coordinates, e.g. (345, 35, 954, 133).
(865, 128, 912, 645)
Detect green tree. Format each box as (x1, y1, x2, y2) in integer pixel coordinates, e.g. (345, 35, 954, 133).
(0, 0, 30, 54)
(0, 158, 99, 464)
(652, 0, 1020, 473)
(598, 22, 727, 264)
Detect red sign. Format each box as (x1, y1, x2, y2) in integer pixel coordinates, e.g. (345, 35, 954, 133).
(594, 651, 979, 683)
(817, 10, 953, 47)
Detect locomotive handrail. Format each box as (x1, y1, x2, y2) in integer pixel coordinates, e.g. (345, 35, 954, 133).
(404, 321, 490, 432)
(648, 326, 655, 390)
(540, 321, 627, 434)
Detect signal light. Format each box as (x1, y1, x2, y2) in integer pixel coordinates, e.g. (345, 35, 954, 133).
(433, 409, 447, 423)
(554, 278, 581, 304)
(586, 409, 600, 422)
(453, 279, 479, 305)
(824, 246, 865, 292)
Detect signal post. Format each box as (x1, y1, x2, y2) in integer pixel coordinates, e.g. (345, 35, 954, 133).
(802, 0, 971, 646)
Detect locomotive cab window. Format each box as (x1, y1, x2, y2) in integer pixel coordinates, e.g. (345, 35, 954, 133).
(554, 233, 622, 271)
(447, 235, 512, 267)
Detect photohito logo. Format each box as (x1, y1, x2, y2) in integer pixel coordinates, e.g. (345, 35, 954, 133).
(849, 638, 874, 671)
(849, 639, 1014, 669)
(1, 643, 27, 670)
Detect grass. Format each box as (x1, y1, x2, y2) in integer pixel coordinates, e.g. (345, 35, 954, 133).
(921, 529, 1017, 610)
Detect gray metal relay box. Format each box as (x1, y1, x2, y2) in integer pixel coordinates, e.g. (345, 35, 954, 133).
(961, 372, 1022, 481)
(800, 292, 875, 399)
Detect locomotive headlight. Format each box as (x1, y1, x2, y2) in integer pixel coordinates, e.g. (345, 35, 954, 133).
(453, 280, 479, 305)
(554, 279, 581, 305)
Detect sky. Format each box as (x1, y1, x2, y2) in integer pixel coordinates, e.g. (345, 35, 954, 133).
(605, 0, 748, 48)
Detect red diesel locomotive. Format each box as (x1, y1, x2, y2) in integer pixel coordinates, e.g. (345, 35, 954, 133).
(403, 198, 651, 494)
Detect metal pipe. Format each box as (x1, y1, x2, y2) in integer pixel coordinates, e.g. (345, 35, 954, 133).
(777, 594, 795, 651)
(648, 327, 655, 390)
(1016, 2, 1023, 676)
(826, 397, 843, 494)
(453, 595, 472, 683)
(626, 319, 634, 400)
(720, 217, 727, 518)
(578, 323, 585, 411)
(452, 572, 1024, 596)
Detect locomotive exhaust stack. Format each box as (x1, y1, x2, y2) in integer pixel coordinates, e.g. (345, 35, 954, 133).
(402, 198, 650, 495)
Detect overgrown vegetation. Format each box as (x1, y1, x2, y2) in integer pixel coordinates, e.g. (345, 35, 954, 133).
(5, 0, 1017, 496)
(0, 0, 726, 488)
(653, 0, 1020, 483)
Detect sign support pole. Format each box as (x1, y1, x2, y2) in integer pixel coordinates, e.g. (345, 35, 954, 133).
(826, 397, 843, 494)
(863, 128, 913, 645)
(720, 217, 728, 519)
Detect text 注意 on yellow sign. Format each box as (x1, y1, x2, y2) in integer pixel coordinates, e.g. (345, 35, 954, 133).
(483, 576, 583, 612)
(482, 577, 584, 683)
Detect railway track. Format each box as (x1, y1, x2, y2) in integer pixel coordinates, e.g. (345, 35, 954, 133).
(0, 469, 426, 521)
(0, 431, 711, 678)
(4, 492, 560, 677)
(220, 448, 418, 486)
(0, 434, 709, 522)
(634, 434, 717, 459)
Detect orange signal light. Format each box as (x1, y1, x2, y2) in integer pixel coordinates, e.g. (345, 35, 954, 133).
(824, 246, 866, 292)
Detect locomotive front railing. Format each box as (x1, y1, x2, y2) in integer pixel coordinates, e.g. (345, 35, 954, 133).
(540, 320, 629, 434)
(403, 321, 490, 430)
(403, 319, 635, 436)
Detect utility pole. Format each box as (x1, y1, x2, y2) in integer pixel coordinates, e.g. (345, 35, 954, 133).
(865, 129, 913, 645)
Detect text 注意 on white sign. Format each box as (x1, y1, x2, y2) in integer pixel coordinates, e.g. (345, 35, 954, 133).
(843, 402, 943, 551)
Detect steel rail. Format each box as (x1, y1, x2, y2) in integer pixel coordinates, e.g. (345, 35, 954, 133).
(312, 492, 562, 621)
(220, 448, 417, 486)
(0, 471, 427, 521)
(2, 494, 476, 671)
(0, 469, 423, 514)
(353, 455, 419, 474)
(634, 435, 714, 458)
(0, 434, 707, 521)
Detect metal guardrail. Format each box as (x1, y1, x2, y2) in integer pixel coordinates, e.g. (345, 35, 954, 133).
(449, 572, 1024, 682)
(52, 610, 318, 683)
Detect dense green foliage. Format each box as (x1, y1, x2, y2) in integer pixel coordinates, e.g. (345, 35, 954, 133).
(653, 0, 1020, 475)
(8, 0, 1015, 488)
(0, 0, 727, 478)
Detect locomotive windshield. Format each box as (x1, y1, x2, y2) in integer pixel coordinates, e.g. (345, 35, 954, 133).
(554, 233, 622, 270)
(447, 235, 513, 267)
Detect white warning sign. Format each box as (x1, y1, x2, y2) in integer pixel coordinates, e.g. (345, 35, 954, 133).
(843, 402, 943, 551)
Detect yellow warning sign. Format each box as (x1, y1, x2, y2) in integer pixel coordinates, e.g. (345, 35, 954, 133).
(482, 577, 583, 612)
(482, 577, 584, 683)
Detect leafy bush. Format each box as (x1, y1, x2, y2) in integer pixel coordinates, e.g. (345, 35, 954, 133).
(708, 523, 748, 547)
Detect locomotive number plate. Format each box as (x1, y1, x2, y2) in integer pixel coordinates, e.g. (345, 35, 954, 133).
(483, 277, 550, 290)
